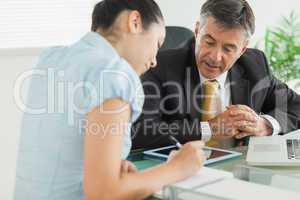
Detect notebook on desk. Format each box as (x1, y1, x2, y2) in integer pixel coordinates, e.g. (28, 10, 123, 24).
(154, 167, 233, 198)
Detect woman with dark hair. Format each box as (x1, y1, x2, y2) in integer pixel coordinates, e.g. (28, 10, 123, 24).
(14, 1, 205, 199)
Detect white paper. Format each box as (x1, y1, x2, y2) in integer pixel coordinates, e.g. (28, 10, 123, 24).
(154, 167, 233, 198)
(196, 179, 300, 200)
(173, 167, 233, 189)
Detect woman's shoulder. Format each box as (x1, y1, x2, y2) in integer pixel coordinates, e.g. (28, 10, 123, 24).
(80, 56, 144, 119)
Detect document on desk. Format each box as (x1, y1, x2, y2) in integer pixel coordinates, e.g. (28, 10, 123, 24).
(155, 167, 233, 198)
(195, 179, 300, 200)
(172, 167, 233, 189)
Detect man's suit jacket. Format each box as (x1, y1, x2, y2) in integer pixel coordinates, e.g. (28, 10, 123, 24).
(132, 39, 300, 149)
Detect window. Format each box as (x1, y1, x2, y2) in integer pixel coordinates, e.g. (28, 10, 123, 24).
(0, 0, 98, 49)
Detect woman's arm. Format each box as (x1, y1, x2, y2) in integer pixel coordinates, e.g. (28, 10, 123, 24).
(83, 98, 205, 200)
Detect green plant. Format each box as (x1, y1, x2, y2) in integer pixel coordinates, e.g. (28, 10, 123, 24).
(263, 11, 300, 82)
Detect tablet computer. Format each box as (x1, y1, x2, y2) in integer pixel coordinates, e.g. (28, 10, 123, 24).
(143, 145, 242, 165)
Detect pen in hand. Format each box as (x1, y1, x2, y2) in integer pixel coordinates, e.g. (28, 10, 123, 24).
(169, 135, 210, 159)
(168, 135, 182, 149)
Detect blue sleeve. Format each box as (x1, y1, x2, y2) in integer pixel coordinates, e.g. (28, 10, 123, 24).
(82, 59, 144, 123)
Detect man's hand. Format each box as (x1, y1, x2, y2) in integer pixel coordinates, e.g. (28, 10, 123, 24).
(228, 105, 273, 138)
(208, 109, 240, 139)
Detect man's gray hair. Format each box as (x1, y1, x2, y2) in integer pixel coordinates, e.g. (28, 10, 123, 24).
(200, 0, 255, 38)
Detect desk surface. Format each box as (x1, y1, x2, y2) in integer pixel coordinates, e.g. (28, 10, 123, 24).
(129, 146, 300, 200)
(129, 146, 248, 200)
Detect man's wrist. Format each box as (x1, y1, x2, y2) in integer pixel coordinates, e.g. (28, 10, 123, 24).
(200, 122, 212, 142)
(260, 115, 282, 135)
(259, 117, 273, 136)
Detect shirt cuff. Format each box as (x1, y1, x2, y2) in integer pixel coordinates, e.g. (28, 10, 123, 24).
(200, 122, 212, 142)
(260, 114, 282, 135)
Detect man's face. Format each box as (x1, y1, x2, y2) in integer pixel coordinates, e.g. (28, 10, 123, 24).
(195, 16, 248, 79)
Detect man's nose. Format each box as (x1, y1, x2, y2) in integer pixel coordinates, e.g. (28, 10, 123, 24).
(211, 48, 223, 63)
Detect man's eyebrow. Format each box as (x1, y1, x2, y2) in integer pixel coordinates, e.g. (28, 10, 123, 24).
(203, 34, 238, 50)
(203, 34, 216, 41)
(224, 43, 237, 50)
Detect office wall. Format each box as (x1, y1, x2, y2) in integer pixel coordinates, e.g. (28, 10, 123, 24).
(0, 52, 39, 200)
(156, 0, 300, 47)
(0, 1, 299, 199)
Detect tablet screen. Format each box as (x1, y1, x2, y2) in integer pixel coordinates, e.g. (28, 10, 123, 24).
(155, 147, 232, 160)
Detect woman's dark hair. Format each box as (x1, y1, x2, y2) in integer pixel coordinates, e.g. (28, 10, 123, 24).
(91, 0, 164, 31)
(200, 0, 255, 37)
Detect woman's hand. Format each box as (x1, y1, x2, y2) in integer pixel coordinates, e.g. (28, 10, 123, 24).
(120, 160, 138, 176)
(167, 141, 206, 180)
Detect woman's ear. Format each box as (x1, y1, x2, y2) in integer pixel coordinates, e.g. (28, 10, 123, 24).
(127, 11, 143, 34)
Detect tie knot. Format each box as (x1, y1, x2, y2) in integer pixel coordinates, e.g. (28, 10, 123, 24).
(201, 79, 221, 122)
(203, 79, 219, 90)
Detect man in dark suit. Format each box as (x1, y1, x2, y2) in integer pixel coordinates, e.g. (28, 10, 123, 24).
(132, 0, 300, 149)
